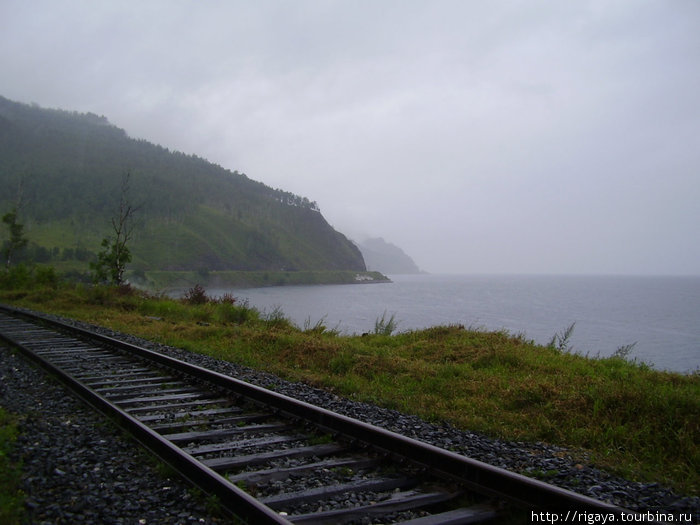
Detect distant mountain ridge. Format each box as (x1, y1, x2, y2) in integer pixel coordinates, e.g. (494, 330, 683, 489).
(357, 238, 422, 274)
(0, 95, 366, 274)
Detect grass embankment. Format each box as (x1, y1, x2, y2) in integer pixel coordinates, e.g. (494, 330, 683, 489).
(0, 283, 698, 497)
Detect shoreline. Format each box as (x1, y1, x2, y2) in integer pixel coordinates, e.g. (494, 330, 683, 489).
(131, 269, 391, 293)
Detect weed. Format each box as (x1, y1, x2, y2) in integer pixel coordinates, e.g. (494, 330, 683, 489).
(153, 460, 178, 479)
(263, 305, 292, 329)
(301, 315, 341, 335)
(331, 466, 355, 476)
(373, 310, 398, 336)
(529, 468, 560, 480)
(204, 492, 222, 514)
(303, 315, 328, 333)
(307, 434, 334, 445)
(548, 322, 576, 352)
(613, 341, 638, 360)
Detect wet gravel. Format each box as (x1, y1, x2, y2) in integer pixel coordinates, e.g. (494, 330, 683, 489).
(1, 309, 698, 523)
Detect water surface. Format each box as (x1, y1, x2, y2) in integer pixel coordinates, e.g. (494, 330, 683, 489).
(210, 274, 700, 373)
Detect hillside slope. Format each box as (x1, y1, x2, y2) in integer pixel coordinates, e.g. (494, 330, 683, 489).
(358, 237, 422, 274)
(0, 96, 365, 273)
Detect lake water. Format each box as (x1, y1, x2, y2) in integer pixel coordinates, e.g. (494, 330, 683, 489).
(209, 274, 700, 374)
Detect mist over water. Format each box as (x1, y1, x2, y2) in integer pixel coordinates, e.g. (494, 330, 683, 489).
(210, 274, 700, 374)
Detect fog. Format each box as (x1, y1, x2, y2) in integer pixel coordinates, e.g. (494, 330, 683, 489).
(2, 1, 699, 275)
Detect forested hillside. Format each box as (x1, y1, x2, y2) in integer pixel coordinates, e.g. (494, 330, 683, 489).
(0, 96, 366, 275)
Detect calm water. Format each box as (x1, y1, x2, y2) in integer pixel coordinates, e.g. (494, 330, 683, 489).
(209, 274, 700, 373)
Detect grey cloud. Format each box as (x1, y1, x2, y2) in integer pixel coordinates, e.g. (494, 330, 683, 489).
(1, 0, 698, 274)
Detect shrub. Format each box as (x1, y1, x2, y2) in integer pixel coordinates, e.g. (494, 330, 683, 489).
(34, 265, 58, 288)
(86, 285, 113, 305)
(183, 284, 208, 305)
(0, 265, 62, 290)
(0, 265, 31, 289)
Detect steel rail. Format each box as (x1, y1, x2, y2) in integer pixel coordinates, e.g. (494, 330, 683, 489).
(0, 305, 291, 524)
(0, 304, 652, 522)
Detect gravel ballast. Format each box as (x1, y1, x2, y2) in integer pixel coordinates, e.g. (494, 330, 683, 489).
(1, 310, 698, 523)
(0, 346, 229, 524)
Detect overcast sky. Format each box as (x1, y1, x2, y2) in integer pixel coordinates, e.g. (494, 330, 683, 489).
(2, 1, 699, 275)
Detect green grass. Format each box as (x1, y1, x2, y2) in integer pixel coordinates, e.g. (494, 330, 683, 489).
(0, 407, 24, 525)
(1, 282, 698, 496)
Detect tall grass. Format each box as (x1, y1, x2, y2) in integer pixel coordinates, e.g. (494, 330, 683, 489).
(373, 311, 398, 335)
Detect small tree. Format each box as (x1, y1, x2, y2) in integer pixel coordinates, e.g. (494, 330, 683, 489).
(2, 209, 28, 269)
(91, 171, 136, 285)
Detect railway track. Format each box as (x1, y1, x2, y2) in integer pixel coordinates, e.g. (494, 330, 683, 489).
(0, 305, 644, 524)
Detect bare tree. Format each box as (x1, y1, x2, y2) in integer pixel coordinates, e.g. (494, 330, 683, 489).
(2, 178, 27, 269)
(91, 171, 137, 285)
(1, 209, 28, 269)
